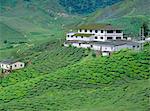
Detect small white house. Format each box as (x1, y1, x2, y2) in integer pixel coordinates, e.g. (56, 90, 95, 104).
(0, 60, 25, 73)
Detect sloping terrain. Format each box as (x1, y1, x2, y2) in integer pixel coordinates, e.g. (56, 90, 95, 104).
(0, 0, 150, 111)
(0, 44, 149, 111)
(87, 0, 150, 36)
(59, 0, 122, 14)
(0, 0, 83, 59)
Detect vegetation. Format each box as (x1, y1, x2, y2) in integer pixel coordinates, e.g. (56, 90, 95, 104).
(86, 0, 150, 36)
(59, 0, 122, 14)
(0, 44, 149, 111)
(142, 22, 149, 37)
(0, 0, 150, 110)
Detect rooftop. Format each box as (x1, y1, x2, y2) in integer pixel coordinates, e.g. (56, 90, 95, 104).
(93, 40, 139, 46)
(65, 40, 139, 47)
(73, 33, 94, 37)
(78, 24, 122, 30)
(0, 59, 20, 65)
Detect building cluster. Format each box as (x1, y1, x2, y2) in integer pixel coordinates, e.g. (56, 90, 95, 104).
(64, 24, 140, 56)
(0, 24, 142, 74)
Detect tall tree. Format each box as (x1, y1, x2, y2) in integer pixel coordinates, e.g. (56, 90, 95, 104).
(142, 22, 149, 37)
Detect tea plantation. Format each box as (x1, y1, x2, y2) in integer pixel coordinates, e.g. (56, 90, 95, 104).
(0, 44, 149, 111)
(0, 0, 150, 110)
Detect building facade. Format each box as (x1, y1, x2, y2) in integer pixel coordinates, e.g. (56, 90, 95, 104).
(64, 24, 140, 56)
(66, 24, 124, 42)
(0, 60, 25, 73)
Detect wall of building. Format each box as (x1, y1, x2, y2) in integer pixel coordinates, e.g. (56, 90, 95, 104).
(66, 36, 93, 41)
(80, 44, 91, 49)
(102, 52, 110, 56)
(102, 46, 114, 52)
(0, 64, 11, 70)
(0, 62, 25, 71)
(11, 62, 25, 70)
(114, 44, 140, 51)
(92, 45, 101, 51)
(67, 29, 123, 42)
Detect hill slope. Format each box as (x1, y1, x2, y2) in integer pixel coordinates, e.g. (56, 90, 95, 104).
(0, 44, 149, 111)
(0, 1, 150, 111)
(59, 0, 122, 14)
(86, 0, 150, 36)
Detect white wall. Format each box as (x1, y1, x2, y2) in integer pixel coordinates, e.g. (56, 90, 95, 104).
(0, 64, 11, 70)
(102, 52, 110, 56)
(66, 36, 93, 41)
(92, 45, 101, 51)
(0, 62, 25, 70)
(80, 44, 91, 49)
(67, 29, 123, 42)
(72, 43, 80, 48)
(102, 46, 114, 52)
(11, 62, 25, 70)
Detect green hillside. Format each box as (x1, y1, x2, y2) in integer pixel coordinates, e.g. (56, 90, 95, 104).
(0, 44, 149, 111)
(86, 0, 150, 36)
(59, 0, 122, 14)
(0, 0, 150, 111)
(0, 0, 83, 59)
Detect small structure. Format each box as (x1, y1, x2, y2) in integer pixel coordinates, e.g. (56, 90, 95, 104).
(0, 60, 25, 73)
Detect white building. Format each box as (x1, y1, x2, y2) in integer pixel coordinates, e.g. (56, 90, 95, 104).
(64, 24, 140, 56)
(0, 60, 25, 73)
(66, 24, 124, 42)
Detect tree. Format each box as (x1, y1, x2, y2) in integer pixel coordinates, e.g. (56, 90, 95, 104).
(4, 40, 7, 44)
(142, 22, 149, 37)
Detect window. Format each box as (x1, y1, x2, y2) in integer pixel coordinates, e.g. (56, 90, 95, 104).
(76, 36, 77, 38)
(20, 64, 23, 67)
(107, 37, 113, 40)
(90, 30, 92, 33)
(107, 30, 114, 33)
(101, 37, 103, 39)
(95, 30, 98, 33)
(81, 36, 83, 38)
(95, 36, 98, 39)
(6, 65, 9, 68)
(14, 65, 17, 67)
(71, 35, 73, 37)
(116, 37, 121, 40)
(67, 35, 70, 37)
(91, 45, 93, 48)
(79, 43, 81, 46)
(123, 37, 127, 40)
(133, 46, 135, 48)
(79, 29, 82, 32)
(85, 29, 87, 32)
(101, 30, 103, 33)
(116, 30, 122, 33)
(137, 45, 139, 48)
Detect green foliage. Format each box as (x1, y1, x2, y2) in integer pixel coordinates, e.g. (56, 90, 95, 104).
(0, 0, 150, 110)
(86, 0, 150, 36)
(59, 0, 122, 14)
(0, 40, 87, 87)
(0, 45, 149, 111)
(142, 22, 149, 37)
